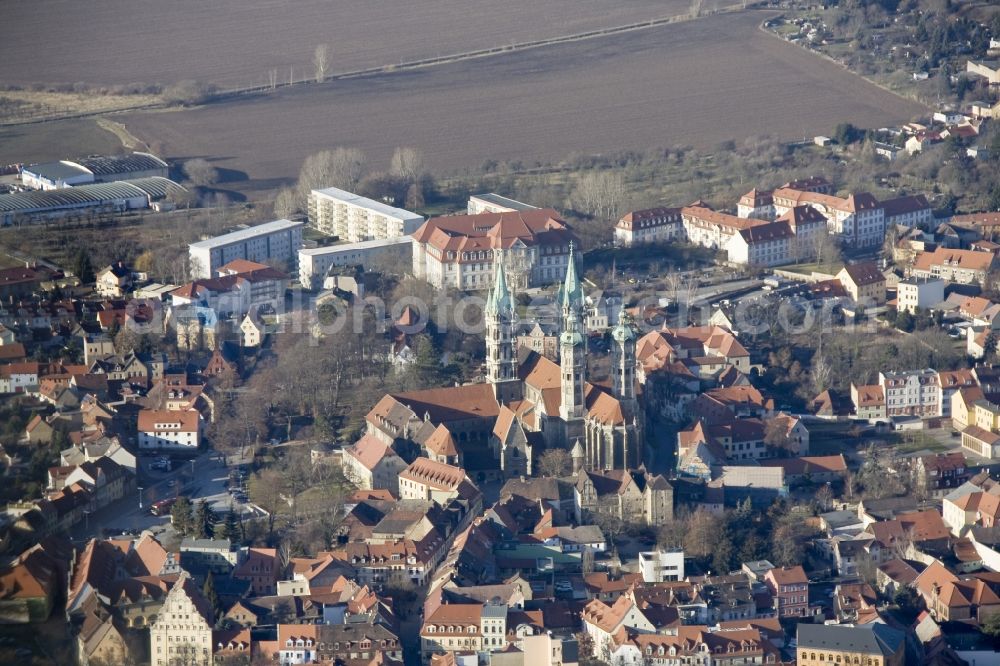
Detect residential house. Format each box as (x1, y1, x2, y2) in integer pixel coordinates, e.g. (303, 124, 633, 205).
(764, 565, 809, 618)
(233, 547, 279, 596)
(837, 262, 887, 306)
(95, 264, 133, 298)
(913, 452, 969, 495)
(137, 409, 201, 450)
(897, 276, 944, 314)
(880, 369, 940, 418)
(851, 383, 886, 420)
(342, 434, 408, 493)
(912, 247, 996, 285)
(0, 543, 61, 623)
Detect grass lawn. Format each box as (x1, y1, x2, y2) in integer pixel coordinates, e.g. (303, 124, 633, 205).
(893, 432, 948, 454)
(782, 261, 843, 275)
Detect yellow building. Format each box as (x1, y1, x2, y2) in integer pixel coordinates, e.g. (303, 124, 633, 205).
(796, 624, 904, 666)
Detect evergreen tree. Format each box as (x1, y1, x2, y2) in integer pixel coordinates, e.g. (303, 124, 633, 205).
(202, 570, 220, 622)
(408, 335, 443, 388)
(170, 496, 193, 535)
(193, 499, 215, 539)
(71, 249, 95, 283)
(216, 505, 241, 543)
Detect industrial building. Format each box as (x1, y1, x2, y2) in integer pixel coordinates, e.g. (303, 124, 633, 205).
(20, 152, 169, 190)
(188, 219, 304, 279)
(0, 177, 184, 226)
(308, 186, 423, 242)
(298, 237, 413, 289)
(467, 193, 537, 215)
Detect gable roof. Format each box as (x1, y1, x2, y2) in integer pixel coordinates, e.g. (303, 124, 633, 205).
(346, 434, 398, 471)
(914, 247, 995, 272)
(840, 262, 885, 287)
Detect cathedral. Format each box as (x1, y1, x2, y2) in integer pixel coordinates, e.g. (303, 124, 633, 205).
(365, 247, 645, 477)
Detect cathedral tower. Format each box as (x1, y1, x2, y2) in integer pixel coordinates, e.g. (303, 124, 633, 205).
(485, 251, 519, 402)
(610, 303, 637, 412)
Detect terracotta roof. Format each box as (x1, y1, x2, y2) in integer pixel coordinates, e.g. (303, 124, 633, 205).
(681, 205, 769, 232)
(952, 212, 1000, 228)
(767, 565, 807, 586)
(399, 458, 469, 491)
(776, 204, 827, 229)
(617, 207, 682, 230)
(218, 259, 271, 274)
(760, 455, 847, 476)
(773, 188, 879, 213)
(137, 408, 199, 433)
(853, 384, 885, 407)
(963, 424, 1000, 445)
(346, 434, 397, 472)
(914, 247, 995, 272)
(424, 424, 459, 457)
(412, 209, 574, 258)
(391, 384, 500, 423)
(919, 452, 966, 474)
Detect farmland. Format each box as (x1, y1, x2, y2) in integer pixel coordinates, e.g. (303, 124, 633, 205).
(0, 118, 123, 166)
(111, 11, 926, 198)
(0, 0, 733, 90)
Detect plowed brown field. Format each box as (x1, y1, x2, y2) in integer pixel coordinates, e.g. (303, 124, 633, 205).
(110, 11, 925, 197)
(1, 0, 731, 89)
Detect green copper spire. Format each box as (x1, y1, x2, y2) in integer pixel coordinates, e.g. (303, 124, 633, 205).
(486, 250, 513, 315)
(611, 301, 636, 343)
(559, 241, 583, 314)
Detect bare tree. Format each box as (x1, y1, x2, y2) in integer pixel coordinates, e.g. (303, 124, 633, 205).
(537, 448, 572, 477)
(812, 232, 843, 270)
(689, 0, 704, 18)
(811, 351, 832, 395)
(296, 148, 367, 202)
(314, 44, 330, 83)
(573, 171, 625, 221)
(268, 68, 278, 91)
(814, 484, 834, 512)
(389, 147, 424, 183)
(273, 187, 299, 219)
(182, 158, 219, 187)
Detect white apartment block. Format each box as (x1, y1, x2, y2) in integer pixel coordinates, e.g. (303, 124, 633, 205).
(638, 549, 685, 582)
(308, 186, 423, 242)
(298, 237, 413, 289)
(138, 409, 201, 450)
(879, 369, 940, 418)
(772, 189, 885, 248)
(411, 209, 575, 291)
(883, 195, 933, 230)
(467, 193, 538, 215)
(737, 189, 775, 220)
(614, 207, 683, 247)
(896, 276, 945, 314)
(188, 219, 303, 279)
(683, 204, 811, 267)
(724, 221, 794, 267)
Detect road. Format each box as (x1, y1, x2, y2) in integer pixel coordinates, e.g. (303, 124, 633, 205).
(74, 450, 254, 541)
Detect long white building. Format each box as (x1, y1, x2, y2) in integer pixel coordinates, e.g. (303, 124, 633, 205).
(410, 208, 576, 291)
(188, 219, 303, 279)
(298, 237, 413, 289)
(308, 186, 423, 242)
